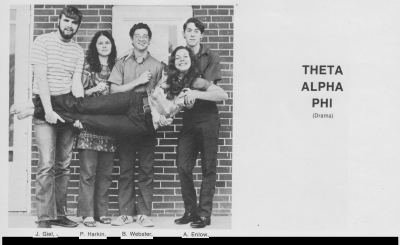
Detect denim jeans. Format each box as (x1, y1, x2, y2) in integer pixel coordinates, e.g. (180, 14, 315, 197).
(34, 91, 154, 139)
(117, 135, 156, 216)
(177, 118, 220, 218)
(33, 117, 76, 221)
(77, 149, 114, 218)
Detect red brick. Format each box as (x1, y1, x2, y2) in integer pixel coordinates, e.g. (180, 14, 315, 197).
(196, 16, 211, 22)
(212, 16, 232, 22)
(100, 10, 112, 15)
(217, 167, 231, 173)
(35, 5, 45, 8)
(219, 43, 233, 49)
(225, 139, 232, 145)
(209, 36, 229, 42)
(154, 174, 175, 181)
(218, 188, 232, 194)
(80, 10, 99, 15)
(80, 23, 98, 29)
(216, 181, 226, 187)
(101, 16, 112, 22)
(230, 36, 234, 42)
(194, 10, 207, 15)
(193, 5, 200, 9)
(153, 188, 175, 195)
(34, 16, 49, 22)
(161, 182, 181, 188)
(220, 57, 233, 62)
(164, 168, 177, 174)
(217, 106, 230, 112)
(45, 5, 66, 8)
(50, 16, 59, 22)
(220, 64, 229, 69)
(209, 23, 230, 29)
(218, 5, 234, 8)
(65, 5, 87, 9)
(219, 126, 233, 132)
(202, 43, 218, 49)
(77, 36, 93, 42)
(209, 10, 229, 15)
(164, 196, 183, 202)
(82, 16, 100, 22)
(219, 30, 233, 35)
(153, 203, 174, 209)
(230, 9, 234, 15)
(34, 23, 55, 28)
(78, 43, 87, 49)
(165, 154, 177, 159)
(159, 139, 178, 145)
(99, 23, 112, 29)
(154, 160, 175, 167)
(204, 30, 218, 36)
(34, 10, 55, 15)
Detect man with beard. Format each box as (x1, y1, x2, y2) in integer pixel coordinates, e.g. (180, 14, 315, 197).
(30, 6, 84, 228)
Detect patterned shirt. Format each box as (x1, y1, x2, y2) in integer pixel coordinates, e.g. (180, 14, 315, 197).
(31, 32, 84, 95)
(75, 63, 117, 152)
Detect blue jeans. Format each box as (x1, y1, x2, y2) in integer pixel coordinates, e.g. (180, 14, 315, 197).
(77, 149, 114, 218)
(117, 136, 156, 216)
(33, 117, 76, 221)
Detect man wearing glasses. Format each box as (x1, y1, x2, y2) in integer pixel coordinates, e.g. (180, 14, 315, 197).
(107, 23, 164, 227)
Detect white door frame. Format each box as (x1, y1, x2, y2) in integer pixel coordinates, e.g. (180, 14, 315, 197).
(8, 4, 33, 212)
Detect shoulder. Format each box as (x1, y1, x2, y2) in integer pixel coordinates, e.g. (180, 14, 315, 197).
(33, 32, 53, 44)
(69, 39, 84, 52)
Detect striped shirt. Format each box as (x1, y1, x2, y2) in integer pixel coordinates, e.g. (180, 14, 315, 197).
(31, 32, 84, 96)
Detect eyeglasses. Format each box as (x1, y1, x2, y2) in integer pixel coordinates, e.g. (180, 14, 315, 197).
(133, 35, 149, 40)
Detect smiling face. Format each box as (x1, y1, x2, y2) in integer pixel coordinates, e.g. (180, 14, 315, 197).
(183, 22, 203, 48)
(131, 28, 150, 51)
(96, 35, 112, 57)
(58, 14, 79, 40)
(174, 49, 191, 73)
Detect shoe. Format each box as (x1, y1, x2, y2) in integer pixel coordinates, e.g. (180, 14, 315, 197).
(49, 216, 79, 228)
(174, 213, 201, 225)
(111, 215, 134, 226)
(36, 220, 51, 228)
(82, 217, 97, 227)
(94, 216, 111, 224)
(136, 215, 154, 227)
(190, 217, 211, 228)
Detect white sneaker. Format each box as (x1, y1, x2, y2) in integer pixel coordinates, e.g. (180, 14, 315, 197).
(111, 215, 134, 226)
(136, 215, 154, 227)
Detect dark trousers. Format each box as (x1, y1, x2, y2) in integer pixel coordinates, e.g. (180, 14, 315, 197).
(77, 149, 114, 218)
(33, 91, 154, 139)
(177, 118, 220, 218)
(117, 136, 156, 216)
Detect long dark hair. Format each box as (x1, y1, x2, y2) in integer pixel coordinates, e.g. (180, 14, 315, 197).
(165, 46, 201, 100)
(86, 31, 117, 73)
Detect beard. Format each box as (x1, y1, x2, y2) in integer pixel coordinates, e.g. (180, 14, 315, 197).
(58, 24, 77, 39)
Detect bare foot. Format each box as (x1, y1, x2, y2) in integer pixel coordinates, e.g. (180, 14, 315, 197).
(10, 102, 34, 114)
(16, 108, 34, 120)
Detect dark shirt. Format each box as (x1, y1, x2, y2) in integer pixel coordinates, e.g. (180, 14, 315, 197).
(183, 44, 222, 124)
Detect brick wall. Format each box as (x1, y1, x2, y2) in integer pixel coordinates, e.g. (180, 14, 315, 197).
(30, 4, 233, 217)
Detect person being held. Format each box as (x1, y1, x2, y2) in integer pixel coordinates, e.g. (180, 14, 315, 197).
(74, 31, 118, 227)
(173, 17, 225, 229)
(10, 6, 84, 229)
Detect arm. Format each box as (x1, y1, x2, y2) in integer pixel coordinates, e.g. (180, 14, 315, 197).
(110, 70, 151, 93)
(34, 65, 65, 123)
(71, 71, 84, 97)
(186, 84, 228, 102)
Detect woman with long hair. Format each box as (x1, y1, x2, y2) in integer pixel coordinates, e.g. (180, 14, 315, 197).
(74, 31, 117, 227)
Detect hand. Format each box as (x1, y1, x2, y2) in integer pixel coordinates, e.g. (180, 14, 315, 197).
(158, 115, 173, 127)
(45, 111, 65, 124)
(183, 88, 196, 105)
(73, 120, 83, 129)
(95, 83, 107, 92)
(185, 99, 195, 109)
(137, 70, 152, 85)
(176, 91, 186, 107)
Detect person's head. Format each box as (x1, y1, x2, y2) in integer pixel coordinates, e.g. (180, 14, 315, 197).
(129, 23, 152, 51)
(182, 18, 205, 48)
(165, 46, 200, 99)
(86, 31, 117, 73)
(57, 6, 82, 40)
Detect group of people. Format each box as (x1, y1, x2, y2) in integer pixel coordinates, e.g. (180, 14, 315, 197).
(11, 6, 228, 229)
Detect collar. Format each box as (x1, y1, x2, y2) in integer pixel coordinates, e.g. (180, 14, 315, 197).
(195, 44, 210, 58)
(122, 49, 151, 64)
